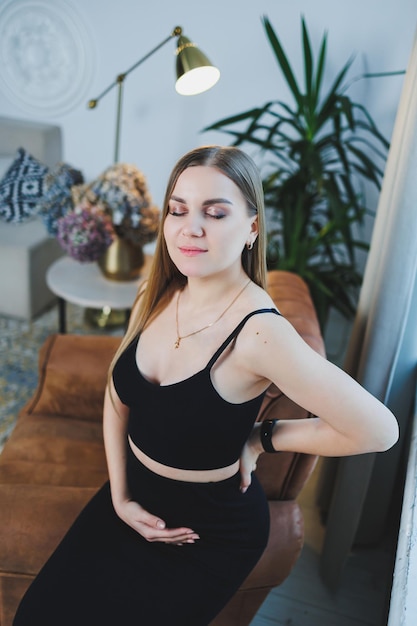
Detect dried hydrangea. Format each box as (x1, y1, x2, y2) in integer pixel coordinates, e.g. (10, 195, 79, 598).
(56, 205, 115, 263)
(72, 163, 160, 246)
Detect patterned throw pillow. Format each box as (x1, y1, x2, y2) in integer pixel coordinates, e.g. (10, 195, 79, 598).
(0, 147, 49, 224)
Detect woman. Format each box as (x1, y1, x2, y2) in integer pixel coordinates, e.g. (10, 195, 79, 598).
(14, 146, 398, 625)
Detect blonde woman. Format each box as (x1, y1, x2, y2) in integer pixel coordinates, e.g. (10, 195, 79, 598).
(14, 146, 398, 625)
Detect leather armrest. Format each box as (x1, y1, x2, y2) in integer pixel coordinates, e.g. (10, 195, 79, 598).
(266, 271, 325, 356)
(26, 334, 120, 421)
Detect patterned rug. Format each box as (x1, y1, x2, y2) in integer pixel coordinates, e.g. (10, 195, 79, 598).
(0, 303, 123, 451)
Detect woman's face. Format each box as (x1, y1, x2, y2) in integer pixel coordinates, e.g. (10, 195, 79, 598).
(163, 165, 258, 279)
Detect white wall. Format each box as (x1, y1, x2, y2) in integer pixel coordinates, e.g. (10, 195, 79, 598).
(0, 0, 415, 209)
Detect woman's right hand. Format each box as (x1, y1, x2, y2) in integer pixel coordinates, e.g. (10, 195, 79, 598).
(114, 498, 200, 545)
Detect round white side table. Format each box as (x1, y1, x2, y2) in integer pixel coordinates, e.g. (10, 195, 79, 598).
(46, 255, 152, 333)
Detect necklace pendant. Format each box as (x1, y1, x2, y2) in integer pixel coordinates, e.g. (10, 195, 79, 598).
(174, 337, 181, 349)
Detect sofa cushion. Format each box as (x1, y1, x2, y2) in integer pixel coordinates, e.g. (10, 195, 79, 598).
(0, 484, 98, 575)
(0, 413, 107, 487)
(0, 148, 48, 224)
(27, 334, 120, 421)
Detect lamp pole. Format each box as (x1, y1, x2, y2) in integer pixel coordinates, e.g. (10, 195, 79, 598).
(88, 27, 183, 164)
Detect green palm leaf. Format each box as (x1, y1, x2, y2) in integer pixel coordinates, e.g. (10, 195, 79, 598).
(204, 15, 391, 330)
(262, 16, 303, 109)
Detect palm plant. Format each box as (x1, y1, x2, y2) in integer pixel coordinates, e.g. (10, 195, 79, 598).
(205, 16, 389, 329)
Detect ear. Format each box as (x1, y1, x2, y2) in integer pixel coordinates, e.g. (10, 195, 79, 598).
(250, 215, 259, 239)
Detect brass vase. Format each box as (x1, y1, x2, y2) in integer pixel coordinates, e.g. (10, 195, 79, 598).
(98, 236, 144, 281)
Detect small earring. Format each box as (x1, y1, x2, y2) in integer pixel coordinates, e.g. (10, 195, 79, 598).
(246, 241, 254, 250)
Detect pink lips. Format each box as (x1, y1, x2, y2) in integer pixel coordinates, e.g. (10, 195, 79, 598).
(179, 247, 207, 257)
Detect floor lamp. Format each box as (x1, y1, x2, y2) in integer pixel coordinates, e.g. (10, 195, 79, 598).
(87, 26, 220, 163)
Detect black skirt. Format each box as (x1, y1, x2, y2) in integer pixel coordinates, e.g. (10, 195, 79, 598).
(14, 445, 270, 626)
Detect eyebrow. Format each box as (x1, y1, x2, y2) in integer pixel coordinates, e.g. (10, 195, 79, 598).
(170, 195, 233, 206)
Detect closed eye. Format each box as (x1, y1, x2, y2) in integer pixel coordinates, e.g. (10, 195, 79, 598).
(168, 209, 186, 216)
(167, 207, 226, 219)
(205, 211, 226, 219)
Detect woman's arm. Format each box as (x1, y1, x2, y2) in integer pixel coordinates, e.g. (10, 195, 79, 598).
(239, 314, 399, 492)
(103, 378, 200, 544)
(102, 381, 131, 509)
(251, 314, 398, 456)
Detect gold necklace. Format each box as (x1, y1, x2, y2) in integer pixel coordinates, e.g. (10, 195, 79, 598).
(174, 279, 251, 349)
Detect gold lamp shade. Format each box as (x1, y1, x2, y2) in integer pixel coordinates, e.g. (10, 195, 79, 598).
(175, 35, 220, 95)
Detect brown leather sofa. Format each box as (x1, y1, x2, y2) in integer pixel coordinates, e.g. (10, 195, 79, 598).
(0, 271, 325, 626)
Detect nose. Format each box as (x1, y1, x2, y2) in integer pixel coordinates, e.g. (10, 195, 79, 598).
(181, 213, 204, 237)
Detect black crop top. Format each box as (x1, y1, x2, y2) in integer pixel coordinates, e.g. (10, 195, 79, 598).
(112, 308, 281, 470)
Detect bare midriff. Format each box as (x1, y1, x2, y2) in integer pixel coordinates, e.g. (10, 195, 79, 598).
(128, 436, 240, 483)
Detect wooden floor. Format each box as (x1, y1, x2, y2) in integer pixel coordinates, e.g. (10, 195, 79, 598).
(250, 460, 396, 626)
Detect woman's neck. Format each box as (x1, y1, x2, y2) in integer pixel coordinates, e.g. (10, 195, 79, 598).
(183, 271, 250, 309)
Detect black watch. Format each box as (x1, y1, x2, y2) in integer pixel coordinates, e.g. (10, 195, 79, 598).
(260, 419, 279, 453)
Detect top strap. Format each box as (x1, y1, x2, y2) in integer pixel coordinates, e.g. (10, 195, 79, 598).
(206, 308, 281, 370)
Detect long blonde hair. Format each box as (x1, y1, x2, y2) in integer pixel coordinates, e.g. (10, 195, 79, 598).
(108, 145, 267, 380)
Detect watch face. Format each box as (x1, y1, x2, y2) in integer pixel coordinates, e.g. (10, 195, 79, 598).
(0, 0, 95, 116)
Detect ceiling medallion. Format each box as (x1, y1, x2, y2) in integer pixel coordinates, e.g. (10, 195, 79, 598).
(0, 0, 95, 116)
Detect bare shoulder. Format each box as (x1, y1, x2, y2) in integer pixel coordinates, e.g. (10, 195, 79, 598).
(240, 304, 302, 351)
(237, 301, 325, 380)
(238, 282, 299, 348)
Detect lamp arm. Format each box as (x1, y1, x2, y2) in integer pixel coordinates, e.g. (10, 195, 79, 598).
(119, 27, 182, 84)
(88, 26, 182, 109)
(88, 26, 182, 164)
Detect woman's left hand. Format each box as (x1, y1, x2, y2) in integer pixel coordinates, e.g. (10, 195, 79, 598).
(239, 424, 262, 493)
